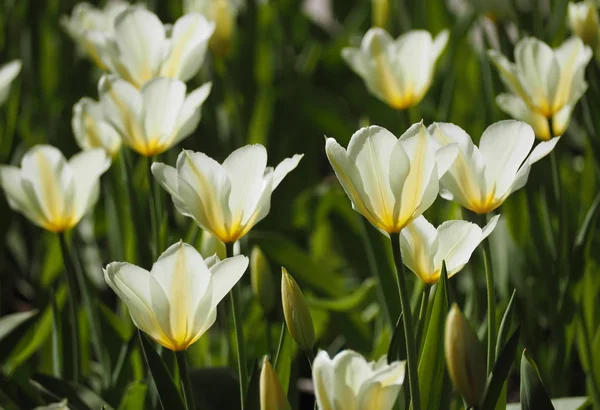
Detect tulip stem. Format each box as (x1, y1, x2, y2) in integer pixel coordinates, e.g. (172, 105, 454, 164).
(482, 243, 496, 375)
(390, 234, 421, 410)
(175, 351, 196, 410)
(147, 156, 160, 259)
(226, 242, 248, 408)
(415, 284, 432, 356)
(58, 232, 81, 383)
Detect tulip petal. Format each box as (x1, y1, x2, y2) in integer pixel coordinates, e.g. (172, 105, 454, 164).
(479, 120, 534, 199)
(141, 78, 186, 152)
(208, 255, 249, 308)
(0, 60, 22, 105)
(313, 351, 337, 410)
(112, 7, 166, 87)
(222, 145, 268, 226)
(0, 166, 45, 226)
(496, 93, 551, 140)
(434, 220, 483, 278)
(347, 126, 397, 229)
(273, 153, 303, 190)
(68, 148, 110, 219)
(160, 13, 214, 81)
(151, 162, 190, 216)
(487, 50, 527, 98)
(511, 137, 560, 194)
(435, 143, 458, 177)
(551, 104, 574, 137)
(481, 214, 500, 241)
(21, 146, 76, 230)
(553, 37, 592, 107)
(400, 216, 438, 282)
(389, 139, 411, 224)
(104, 262, 170, 344)
(173, 82, 212, 144)
(357, 383, 402, 410)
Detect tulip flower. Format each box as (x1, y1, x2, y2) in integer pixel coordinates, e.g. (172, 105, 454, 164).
(313, 350, 406, 410)
(0, 60, 22, 106)
(445, 304, 486, 408)
(260, 357, 291, 410)
(341, 28, 448, 110)
(184, 0, 240, 56)
(72, 97, 122, 157)
(0, 145, 110, 232)
(92, 6, 215, 88)
(152, 145, 303, 243)
(429, 120, 559, 214)
(99, 75, 211, 157)
(400, 214, 499, 284)
(60, 1, 129, 69)
(325, 123, 458, 235)
(488, 37, 592, 140)
(104, 241, 248, 351)
(568, 1, 600, 52)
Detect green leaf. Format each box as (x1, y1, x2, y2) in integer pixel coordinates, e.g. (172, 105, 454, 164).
(520, 350, 555, 410)
(480, 326, 521, 410)
(31, 374, 114, 410)
(387, 313, 406, 364)
(418, 262, 449, 410)
(137, 331, 185, 410)
(274, 325, 293, 394)
(506, 397, 588, 410)
(305, 278, 376, 312)
(496, 290, 517, 359)
(0, 309, 38, 343)
(244, 360, 260, 410)
(117, 382, 147, 410)
(189, 367, 241, 410)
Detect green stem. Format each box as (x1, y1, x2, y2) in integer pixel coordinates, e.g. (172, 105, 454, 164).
(176, 351, 196, 410)
(482, 243, 496, 375)
(415, 284, 432, 355)
(390, 234, 421, 410)
(265, 319, 273, 356)
(578, 310, 600, 408)
(226, 242, 248, 409)
(58, 232, 81, 383)
(147, 156, 159, 259)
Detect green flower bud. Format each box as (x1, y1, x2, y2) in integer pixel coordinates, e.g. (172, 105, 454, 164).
(251, 246, 275, 314)
(260, 357, 291, 410)
(444, 304, 486, 408)
(281, 267, 315, 350)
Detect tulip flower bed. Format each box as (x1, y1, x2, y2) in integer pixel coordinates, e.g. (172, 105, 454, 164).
(0, 0, 599, 409)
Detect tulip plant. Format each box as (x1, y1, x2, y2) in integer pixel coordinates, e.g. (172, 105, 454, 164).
(0, 1, 599, 410)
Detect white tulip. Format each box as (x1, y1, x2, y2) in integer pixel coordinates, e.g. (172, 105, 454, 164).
(152, 145, 303, 243)
(0, 145, 110, 232)
(184, 0, 242, 55)
(104, 241, 248, 351)
(568, 1, 600, 51)
(488, 37, 592, 140)
(429, 120, 559, 214)
(99, 75, 211, 157)
(60, 1, 129, 69)
(94, 6, 215, 88)
(342, 28, 448, 110)
(325, 123, 457, 235)
(313, 350, 405, 410)
(0, 60, 22, 106)
(72, 97, 122, 157)
(400, 215, 499, 284)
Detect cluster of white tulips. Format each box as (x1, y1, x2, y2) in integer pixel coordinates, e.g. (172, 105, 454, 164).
(1, 0, 599, 409)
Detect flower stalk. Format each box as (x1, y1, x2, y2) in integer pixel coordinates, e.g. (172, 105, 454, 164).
(175, 351, 195, 410)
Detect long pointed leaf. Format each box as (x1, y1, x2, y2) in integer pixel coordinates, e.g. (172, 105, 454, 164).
(520, 350, 555, 410)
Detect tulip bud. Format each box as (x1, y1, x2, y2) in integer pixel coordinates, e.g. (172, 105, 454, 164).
(251, 246, 275, 314)
(260, 357, 291, 410)
(444, 304, 486, 408)
(372, 0, 390, 28)
(200, 230, 226, 260)
(281, 267, 315, 350)
(568, 1, 600, 50)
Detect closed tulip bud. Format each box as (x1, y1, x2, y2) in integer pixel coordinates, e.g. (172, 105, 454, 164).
(251, 246, 275, 314)
(200, 230, 226, 260)
(372, 0, 390, 28)
(281, 267, 315, 350)
(444, 304, 486, 408)
(0, 60, 21, 106)
(260, 357, 291, 410)
(568, 1, 600, 50)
